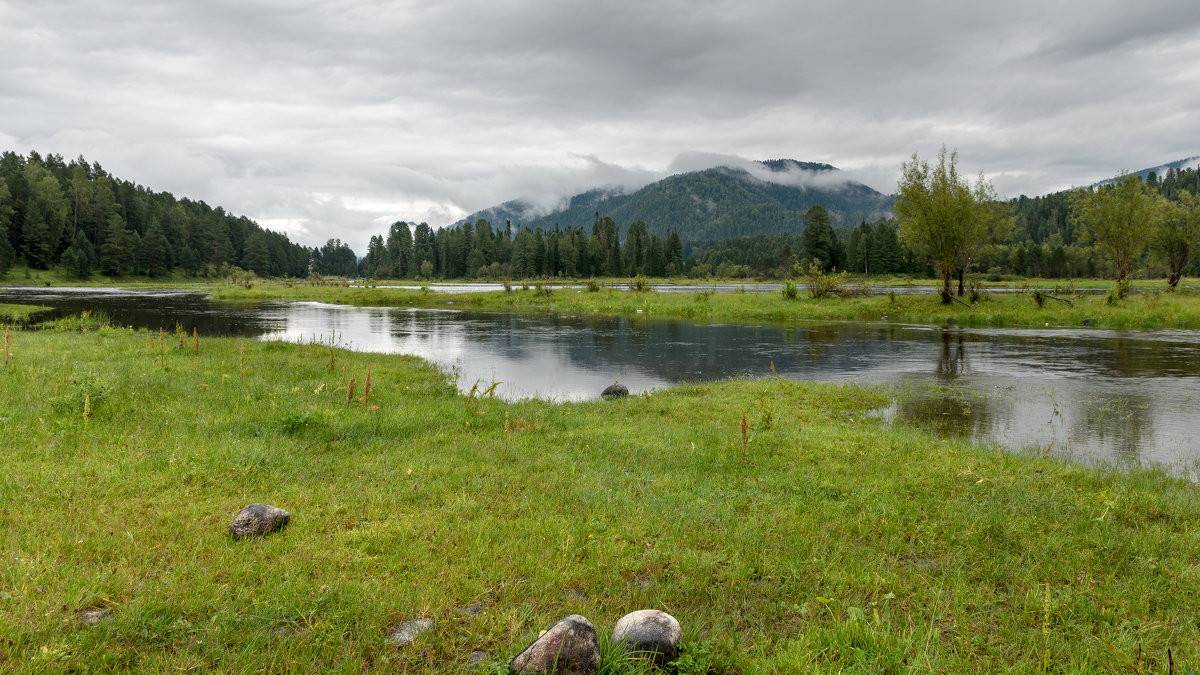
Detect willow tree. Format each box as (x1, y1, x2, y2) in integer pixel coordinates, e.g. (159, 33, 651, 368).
(1151, 190, 1199, 288)
(1071, 173, 1163, 295)
(895, 147, 1002, 303)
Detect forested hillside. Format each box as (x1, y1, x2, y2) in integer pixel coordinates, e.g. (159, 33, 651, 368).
(458, 160, 895, 241)
(0, 151, 343, 279)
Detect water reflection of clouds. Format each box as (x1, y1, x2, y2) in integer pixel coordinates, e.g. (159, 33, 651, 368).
(258, 303, 667, 401)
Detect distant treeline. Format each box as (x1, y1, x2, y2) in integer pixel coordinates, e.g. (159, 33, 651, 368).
(358, 206, 921, 281)
(360, 216, 686, 279)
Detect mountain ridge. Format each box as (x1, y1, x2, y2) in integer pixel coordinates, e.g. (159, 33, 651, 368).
(455, 159, 895, 241)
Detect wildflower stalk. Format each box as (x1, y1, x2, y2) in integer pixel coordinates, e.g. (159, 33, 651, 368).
(362, 366, 372, 409)
(741, 413, 749, 459)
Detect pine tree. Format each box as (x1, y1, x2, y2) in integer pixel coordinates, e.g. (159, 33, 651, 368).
(801, 205, 836, 271)
(386, 221, 413, 277)
(241, 230, 270, 277)
(21, 162, 69, 269)
(63, 231, 97, 278)
(0, 179, 14, 275)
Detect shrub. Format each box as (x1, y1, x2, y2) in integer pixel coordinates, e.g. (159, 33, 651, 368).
(798, 261, 847, 299)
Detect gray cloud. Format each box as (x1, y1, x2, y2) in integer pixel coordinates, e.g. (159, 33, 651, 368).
(2, 0, 1198, 253)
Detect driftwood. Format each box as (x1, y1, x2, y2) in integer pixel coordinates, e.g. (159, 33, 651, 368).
(949, 294, 974, 309)
(1042, 293, 1075, 307)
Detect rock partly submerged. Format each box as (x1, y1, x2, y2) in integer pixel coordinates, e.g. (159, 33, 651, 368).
(601, 383, 629, 399)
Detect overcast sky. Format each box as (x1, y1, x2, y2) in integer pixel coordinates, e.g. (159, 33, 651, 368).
(3, 0, 1199, 253)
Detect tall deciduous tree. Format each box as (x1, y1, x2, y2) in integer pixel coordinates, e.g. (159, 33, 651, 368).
(1071, 173, 1163, 293)
(1151, 190, 1200, 288)
(895, 147, 1001, 303)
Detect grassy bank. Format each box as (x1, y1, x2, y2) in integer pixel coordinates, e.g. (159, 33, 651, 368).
(207, 279, 1200, 331)
(9, 264, 1200, 329)
(0, 303, 48, 323)
(1, 321, 1197, 672)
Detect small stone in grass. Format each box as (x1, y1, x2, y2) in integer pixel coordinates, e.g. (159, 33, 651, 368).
(229, 503, 290, 538)
(387, 618, 434, 647)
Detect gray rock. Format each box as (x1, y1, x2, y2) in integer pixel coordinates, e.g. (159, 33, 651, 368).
(601, 383, 629, 399)
(77, 607, 111, 626)
(611, 609, 681, 665)
(229, 503, 290, 538)
(457, 604, 484, 616)
(467, 650, 488, 668)
(560, 588, 588, 602)
(511, 614, 600, 674)
(387, 618, 434, 647)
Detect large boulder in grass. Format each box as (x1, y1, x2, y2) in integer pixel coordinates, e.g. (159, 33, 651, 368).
(601, 383, 629, 399)
(511, 614, 600, 674)
(229, 503, 290, 538)
(611, 609, 681, 664)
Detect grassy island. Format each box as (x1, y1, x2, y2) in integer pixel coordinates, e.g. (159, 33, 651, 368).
(1, 316, 1197, 672)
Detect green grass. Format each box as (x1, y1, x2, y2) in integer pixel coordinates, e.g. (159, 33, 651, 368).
(0, 304, 48, 323)
(207, 279, 1200, 331)
(1, 320, 1198, 672)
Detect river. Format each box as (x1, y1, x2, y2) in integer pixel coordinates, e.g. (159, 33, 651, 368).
(5, 286, 1197, 477)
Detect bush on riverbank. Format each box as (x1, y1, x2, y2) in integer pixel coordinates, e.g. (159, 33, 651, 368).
(1, 323, 1197, 671)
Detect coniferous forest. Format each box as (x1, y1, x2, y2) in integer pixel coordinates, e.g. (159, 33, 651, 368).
(0, 151, 336, 279)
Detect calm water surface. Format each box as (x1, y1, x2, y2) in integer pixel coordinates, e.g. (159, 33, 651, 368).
(6, 286, 1198, 476)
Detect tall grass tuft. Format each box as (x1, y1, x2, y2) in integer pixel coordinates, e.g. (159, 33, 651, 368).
(193, 327, 199, 355)
(347, 375, 356, 405)
(4, 324, 10, 365)
(465, 379, 480, 408)
(239, 343, 245, 380)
